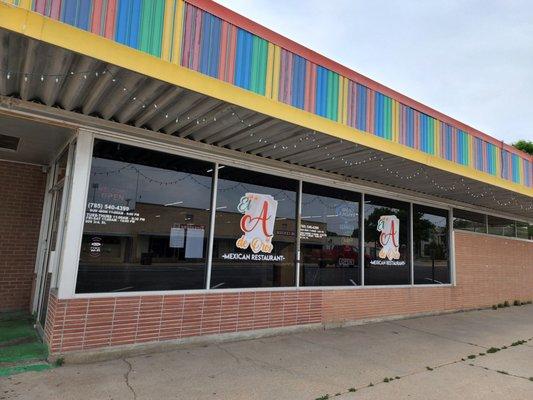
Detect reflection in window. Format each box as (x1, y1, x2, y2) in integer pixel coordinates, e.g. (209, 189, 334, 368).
(300, 183, 360, 286)
(210, 166, 297, 288)
(453, 209, 486, 233)
(364, 195, 410, 285)
(516, 222, 531, 240)
(487, 216, 515, 237)
(76, 140, 213, 293)
(413, 205, 449, 285)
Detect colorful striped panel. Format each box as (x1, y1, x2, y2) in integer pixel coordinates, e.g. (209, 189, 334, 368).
(21, 0, 533, 188)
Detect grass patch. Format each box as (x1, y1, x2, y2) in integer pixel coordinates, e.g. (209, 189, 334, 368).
(0, 363, 51, 377)
(0, 341, 48, 364)
(510, 340, 527, 347)
(486, 347, 500, 354)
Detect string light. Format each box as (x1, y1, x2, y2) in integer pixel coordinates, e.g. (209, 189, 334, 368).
(1, 67, 530, 211)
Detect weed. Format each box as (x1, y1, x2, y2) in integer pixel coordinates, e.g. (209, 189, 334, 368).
(383, 378, 390, 383)
(529, 377, 533, 382)
(334, 393, 341, 397)
(348, 388, 356, 393)
(501, 346, 508, 349)
(511, 340, 527, 346)
(315, 395, 329, 400)
(504, 301, 510, 307)
(395, 376, 400, 380)
(467, 355, 476, 359)
(513, 300, 521, 306)
(486, 347, 500, 354)
(426, 366, 434, 371)
(527, 301, 532, 305)
(54, 357, 65, 367)
(497, 303, 504, 308)
(492, 305, 498, 310)
(478, 353, 485, 356)
(369, 383, 374, 387)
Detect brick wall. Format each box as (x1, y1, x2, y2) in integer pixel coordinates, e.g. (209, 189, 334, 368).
(44, 231, 533, 354)
(0, 161, 46, 312)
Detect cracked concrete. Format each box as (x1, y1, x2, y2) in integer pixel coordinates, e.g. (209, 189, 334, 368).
(123, 358, 137, 400)
(0, 305, 532, 400)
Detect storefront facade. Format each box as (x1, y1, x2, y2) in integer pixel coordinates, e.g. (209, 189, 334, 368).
(0, 0, 531, 359)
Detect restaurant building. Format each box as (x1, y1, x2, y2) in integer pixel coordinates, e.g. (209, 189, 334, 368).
(0, 0, 531, 359)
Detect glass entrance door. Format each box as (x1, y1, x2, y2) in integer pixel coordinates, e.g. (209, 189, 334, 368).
(35, 151, 68, 328)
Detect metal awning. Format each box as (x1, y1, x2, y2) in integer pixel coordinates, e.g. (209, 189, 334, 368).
(0, 29, 531, 220)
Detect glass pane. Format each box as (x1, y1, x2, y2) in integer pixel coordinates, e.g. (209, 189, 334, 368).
(76, 140, 214, 293)
(300, 183, 361, 286)
(364, 195, 410, 285)
(453, 209, 486, 233)
(210, 166, 297, 288)
(516, 222, 531, 240)
(487, 216, 515, 237)
(413, 205, 449, 285)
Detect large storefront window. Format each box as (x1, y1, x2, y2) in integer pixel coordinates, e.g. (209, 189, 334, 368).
(453, 209, 486, 233)
(487, 216, 516, 237)
(516, 222, 531, 240)
(413, 205, 449, 284)
(75, 140, 214, 293)
(364, 195, 410, 285)
(300, 183, 361, 286)
(210, 166, 298, 288)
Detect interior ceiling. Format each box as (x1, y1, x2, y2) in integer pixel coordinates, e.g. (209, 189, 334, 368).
(0, 28, 531, 219)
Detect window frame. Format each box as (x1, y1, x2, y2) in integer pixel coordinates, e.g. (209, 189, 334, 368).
(59, 129, 530, 299)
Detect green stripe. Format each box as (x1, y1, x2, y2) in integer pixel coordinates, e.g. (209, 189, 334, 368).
(331, 72, 339, 121)
(139, 0, 165, 57)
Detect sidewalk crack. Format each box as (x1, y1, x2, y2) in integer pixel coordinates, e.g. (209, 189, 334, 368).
(466, 362, 532, 381)
(387, 321, 487, 349)
(123, 358, 137, 400)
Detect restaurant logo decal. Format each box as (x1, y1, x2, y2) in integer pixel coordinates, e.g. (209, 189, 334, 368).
(370, 215, 405, 266)
(236, 193, 278, 254)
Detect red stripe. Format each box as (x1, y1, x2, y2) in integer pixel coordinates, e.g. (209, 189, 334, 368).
(227, 25, 237, 84)
(185, 0, 532, 162)
(105, 0, 117, 40)
(309, 63, 316, 113)
(91, 0, 103, 35)
(218, 21, 228, 80)
(50, 0, 61, 19)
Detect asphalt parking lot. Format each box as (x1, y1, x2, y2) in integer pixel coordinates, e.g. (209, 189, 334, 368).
(1, 305, 532, 400)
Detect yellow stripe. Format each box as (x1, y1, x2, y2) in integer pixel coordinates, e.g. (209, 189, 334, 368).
(16, 0, 31, 9)
(265, 42, 274, 99)
(170, 0, 184, 65)
(271, 45, 281, 102)
(337, 76, 344, 124)
(161, 0, 175, 62)
(0, 4, 531, 197)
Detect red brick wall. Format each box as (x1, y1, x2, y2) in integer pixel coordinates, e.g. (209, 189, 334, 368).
(0, 161, 46, 312)
(44, 231, 533, 354)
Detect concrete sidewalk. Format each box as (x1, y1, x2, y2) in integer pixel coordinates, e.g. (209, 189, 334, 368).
(1, 305, 532, 400)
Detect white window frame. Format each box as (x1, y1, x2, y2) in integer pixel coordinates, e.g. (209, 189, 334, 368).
(54, 127, 533, 299)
